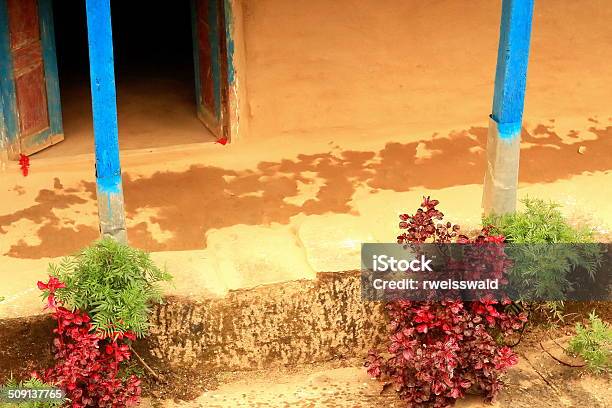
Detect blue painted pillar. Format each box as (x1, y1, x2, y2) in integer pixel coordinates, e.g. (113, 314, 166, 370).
(483, 0, 535, 215)
(85, 0, 127, 242)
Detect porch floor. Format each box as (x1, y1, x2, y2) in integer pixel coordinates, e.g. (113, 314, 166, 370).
(1, 115, 611, 319)
(33, 73, 217, 159)
(2, 0, 612, 319)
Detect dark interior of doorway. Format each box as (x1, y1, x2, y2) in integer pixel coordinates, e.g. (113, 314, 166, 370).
(37, 0, 216, 158)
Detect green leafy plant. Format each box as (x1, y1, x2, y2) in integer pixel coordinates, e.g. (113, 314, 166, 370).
(483, 198, 603, 306)
(366, 198, 528, 406)
(568, 312, 612, 373)
(42, 238, 172, 338)
(0, 376, 64, 408)
(483, 198, 595, 244)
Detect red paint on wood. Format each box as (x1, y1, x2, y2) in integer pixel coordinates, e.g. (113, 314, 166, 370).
(12, 42, 43, 73)
(15, 65, 49, 135)
(196, 0, 216, 115)
(7, 0, 40, 49)
(7, 0, 50, 138)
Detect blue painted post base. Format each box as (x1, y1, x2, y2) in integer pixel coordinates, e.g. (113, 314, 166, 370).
(96, 183, 128, 243)
(482, 116, 521, 215)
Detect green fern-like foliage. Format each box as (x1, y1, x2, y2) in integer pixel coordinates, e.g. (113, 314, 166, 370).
(45, 238, 172, 338)
(483, 198, 603, 301)
(483, 198, 595, 244)
(569, 312, 612, 373)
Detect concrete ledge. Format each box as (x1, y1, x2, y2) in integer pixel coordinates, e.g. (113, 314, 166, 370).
(142, 271, 387, 370)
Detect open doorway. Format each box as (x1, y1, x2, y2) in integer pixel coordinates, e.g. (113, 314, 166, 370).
(35, 0, 220, 158)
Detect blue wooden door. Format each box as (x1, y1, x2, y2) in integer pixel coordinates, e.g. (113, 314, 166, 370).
(191, 0, 227, 138)
(0, 0, 62, 158)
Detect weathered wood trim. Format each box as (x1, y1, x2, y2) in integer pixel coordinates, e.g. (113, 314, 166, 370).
(191, 0, 224, 137)
(0, 89, 8, 170)
(38, 0, 62, 137)
(19, 129, 63, 155)
(0, 0, 63, 158)
(197, 106, 222, 137)
(223, 0, 249, 143)
(190, 0, 202, 125)
(191, 0, 243, 142)
(0, 0, 20, 159)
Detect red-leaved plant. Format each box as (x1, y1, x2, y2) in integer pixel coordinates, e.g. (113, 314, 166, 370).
(365, 197, 528, 407)
(35, 277, 141, 407)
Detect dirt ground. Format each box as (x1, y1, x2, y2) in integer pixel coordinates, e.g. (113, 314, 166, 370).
(3, 311, 609, 408)
(139, 361, 611, 408)
(0, 315, 55, 383)
(138, 325, 612, 408)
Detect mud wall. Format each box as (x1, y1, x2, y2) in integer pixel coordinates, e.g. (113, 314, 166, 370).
(240, 0, 612, 141)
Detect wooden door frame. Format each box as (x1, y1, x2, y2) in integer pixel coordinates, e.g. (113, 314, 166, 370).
(0, 90, 7, 166)
(0, 0, 63, 159)
(190, 0, 249, 143)
(190, 0, 229, 139)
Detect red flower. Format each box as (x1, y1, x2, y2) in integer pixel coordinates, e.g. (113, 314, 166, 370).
(45, 294, 57, 310)
(37, 276, 66, 293)
(18, 154, 30, 176)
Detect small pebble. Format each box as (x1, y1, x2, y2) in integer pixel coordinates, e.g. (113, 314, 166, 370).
(578, 146, 587, 154)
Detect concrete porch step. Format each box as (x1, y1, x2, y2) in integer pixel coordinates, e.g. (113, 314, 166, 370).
(137, 271, 386, 372)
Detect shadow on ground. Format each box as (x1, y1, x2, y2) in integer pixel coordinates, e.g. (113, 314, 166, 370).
(1, 124, 610, 258)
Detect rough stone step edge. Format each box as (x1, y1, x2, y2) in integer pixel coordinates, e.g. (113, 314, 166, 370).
(137, 271, 388, 371)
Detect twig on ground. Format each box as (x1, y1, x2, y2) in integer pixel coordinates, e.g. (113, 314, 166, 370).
(539, 341, 585, 368)
(547, 332, 571, 353)
(130, 345, 166, 383)
(560, 312, 580, 323)
(380, 382, 394, 395)
(520, 352, 561, 394)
